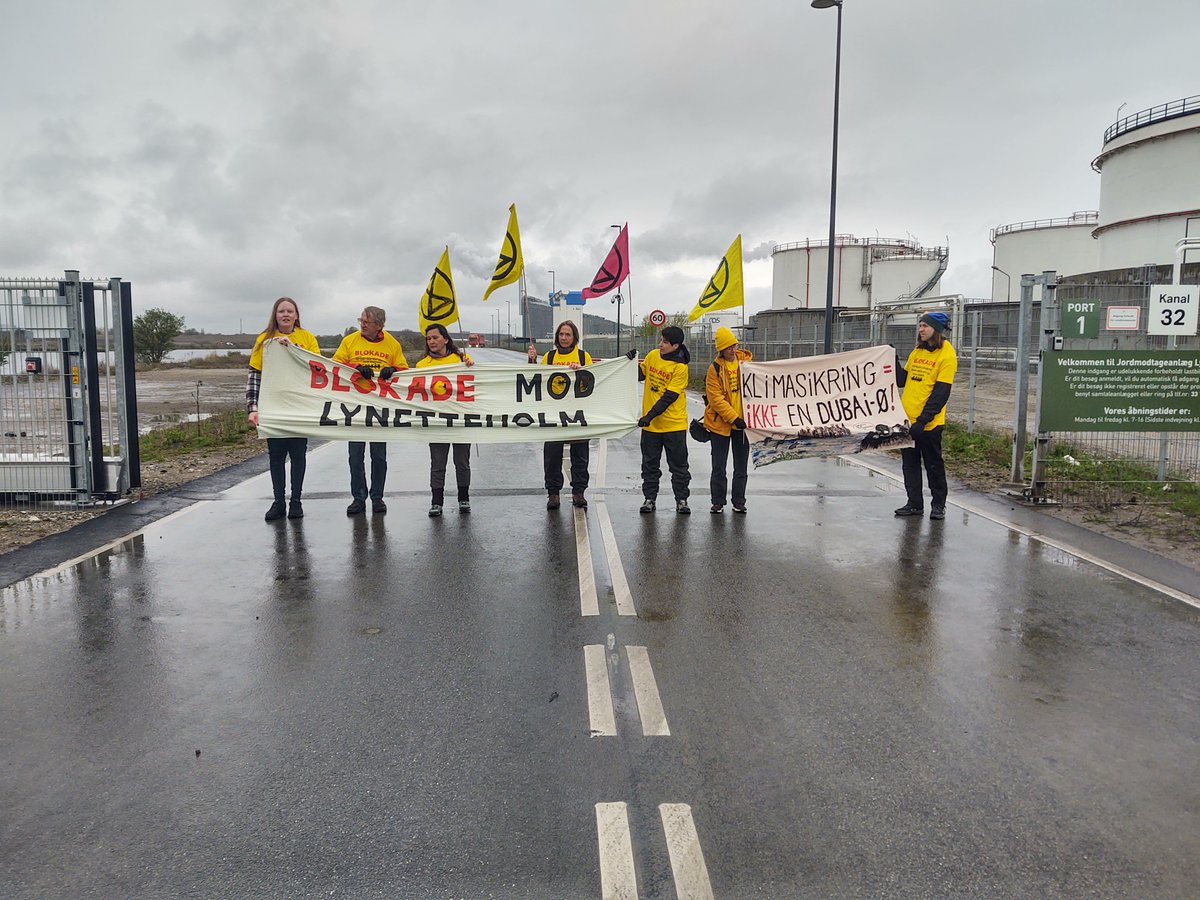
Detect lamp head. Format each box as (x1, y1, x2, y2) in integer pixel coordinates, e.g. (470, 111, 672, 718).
(811, 0, 840, 7)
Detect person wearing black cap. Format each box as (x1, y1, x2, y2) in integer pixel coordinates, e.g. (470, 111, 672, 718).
(894, 311, 957, 520)
(637, 325, 692, 514)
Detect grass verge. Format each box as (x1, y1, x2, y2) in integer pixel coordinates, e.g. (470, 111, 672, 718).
(139, 408, 258, 462)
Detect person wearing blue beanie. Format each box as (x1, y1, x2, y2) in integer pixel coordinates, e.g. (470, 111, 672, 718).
(894, 311, 957, 520)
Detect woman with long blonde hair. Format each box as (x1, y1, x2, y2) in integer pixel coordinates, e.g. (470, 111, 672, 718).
(246, 297, 323, 521)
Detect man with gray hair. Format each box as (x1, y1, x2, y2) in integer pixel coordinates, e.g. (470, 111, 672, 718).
(332, 306, 410, 515)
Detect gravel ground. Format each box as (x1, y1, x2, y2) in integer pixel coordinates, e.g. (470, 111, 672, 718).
(1, 366, 1197, 572)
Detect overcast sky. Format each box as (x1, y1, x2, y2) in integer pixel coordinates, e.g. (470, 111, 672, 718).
(1, 0, 1196, 337)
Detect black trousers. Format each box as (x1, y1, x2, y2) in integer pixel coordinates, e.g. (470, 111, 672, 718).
(430, 443, 471, 504)
(267, 437, 308, 502)
(709, 429, 749, 508)
(901, 426, 947, 509)
(348, 441, 387, 501)
(543, 440, 590, 494)
(640, 430, 690, 501)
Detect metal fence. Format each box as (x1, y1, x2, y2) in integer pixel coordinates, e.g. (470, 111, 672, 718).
(1, 272, 140, 509)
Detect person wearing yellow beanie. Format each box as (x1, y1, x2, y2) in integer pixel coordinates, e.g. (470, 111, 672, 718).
(702, 327, 752, 513)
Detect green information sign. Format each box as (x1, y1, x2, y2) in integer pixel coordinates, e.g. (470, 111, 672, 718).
(1060, 299, 1100, 338)
(1040, 351, 1200, 431)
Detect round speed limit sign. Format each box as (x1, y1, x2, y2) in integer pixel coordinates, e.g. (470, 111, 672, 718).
(648, 309, 667, 327)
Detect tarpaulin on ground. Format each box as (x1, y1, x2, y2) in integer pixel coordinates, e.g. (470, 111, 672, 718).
(257, 341, 639, 443)
(741, 346, 911, 466)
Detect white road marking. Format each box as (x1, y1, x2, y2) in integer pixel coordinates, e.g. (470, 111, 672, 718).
(584, 644, 617, 736)
(576, 509, 599, 616)
(659, 803, 715, 900)
(851, 456, 1200, 610)
(626, 645, 670, 736)
(596, 499, 637, 616)
(595, 802, 638, 899)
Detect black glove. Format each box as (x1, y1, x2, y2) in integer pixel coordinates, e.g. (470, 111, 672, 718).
(909, 422, 925, 438)
(637, 415, 651, 428)
(733, 417, 747, 430)
(378, 366, 397, 380)
(355, 364, 375, 380)
(625, 349, 637, 360)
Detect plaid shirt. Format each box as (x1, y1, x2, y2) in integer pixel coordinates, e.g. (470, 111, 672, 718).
(246, 368, 261, 413)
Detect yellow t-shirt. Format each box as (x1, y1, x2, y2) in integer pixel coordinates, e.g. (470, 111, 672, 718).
(901, 341, 957, 429)
(639, 348, 689, 433)
(248, 326, 321, 371)
(720, 357, 742, 419)
(540, 347, 592, 366)
(415, 351, 471, 368)
(333, 330, 409, 370)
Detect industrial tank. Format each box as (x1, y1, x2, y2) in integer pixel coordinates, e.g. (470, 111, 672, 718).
(771, 236, 947, 310)
(1092, 95, 1200, 270)
(989, 212, 1099, 300)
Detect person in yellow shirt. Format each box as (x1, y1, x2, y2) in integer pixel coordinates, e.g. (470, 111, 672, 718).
(895, 311, 957, 520)
(702, 326, 752, 514)
(527, 320, 593, 510)
(245, 297, 323, 522)
(638, 325, 692, 514)
(416, 324, 475, 517)
(332, 306, 409, 515)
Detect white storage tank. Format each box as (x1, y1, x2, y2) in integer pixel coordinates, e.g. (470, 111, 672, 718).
(771, 236, 947, 310)
(989, 212, 1099, 300)
(1092, 95, 1200, 270)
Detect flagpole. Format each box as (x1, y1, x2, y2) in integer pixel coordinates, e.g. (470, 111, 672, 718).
(626, 273, 633, 350)
(518, 270, 527, 352)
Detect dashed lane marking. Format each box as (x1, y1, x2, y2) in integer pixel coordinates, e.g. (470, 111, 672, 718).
(626, 645, 670, 736)
(576, 508, 600, 616)
(659, 803, 715, 900)
(584, 644, 617, 736)
(595, 802, 638, 899)
(596, 499, 636, 616)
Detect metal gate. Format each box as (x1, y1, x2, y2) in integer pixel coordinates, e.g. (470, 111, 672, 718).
(1, 270, 140, 507)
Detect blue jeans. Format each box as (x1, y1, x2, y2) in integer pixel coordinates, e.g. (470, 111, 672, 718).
(267, 437, 308, 502)
(348, 441, 387, 501)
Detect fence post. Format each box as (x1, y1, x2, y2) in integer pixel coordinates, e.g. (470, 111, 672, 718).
(1029, 271, 1057, 500)
(966, 310, 980, 433)
(1010, 274, 1036, 485)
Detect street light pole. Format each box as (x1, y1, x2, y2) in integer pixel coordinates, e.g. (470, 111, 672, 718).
(991, 265, 1012, 302)
(812, 0, 842, 355)
(506, 300, 511, 344)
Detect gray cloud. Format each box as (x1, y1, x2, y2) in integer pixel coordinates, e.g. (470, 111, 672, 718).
(1, 0, 1196, 333)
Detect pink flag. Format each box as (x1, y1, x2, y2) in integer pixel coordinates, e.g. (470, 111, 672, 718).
(581, 224, 630, 299)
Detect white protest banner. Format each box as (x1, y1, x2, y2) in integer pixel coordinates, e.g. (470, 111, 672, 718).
(741, 345, 910, 466)
(257, 341, 639, 443)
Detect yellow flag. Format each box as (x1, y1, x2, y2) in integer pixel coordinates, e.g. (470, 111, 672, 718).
(419, 246, 458, 333)
(688, 234, 744, 322)
(482, 204, 524, 301)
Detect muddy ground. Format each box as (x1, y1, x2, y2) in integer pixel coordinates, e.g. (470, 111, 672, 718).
(2, 368, 1198, 572)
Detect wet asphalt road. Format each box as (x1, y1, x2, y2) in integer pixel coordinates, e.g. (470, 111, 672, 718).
(2, 382, 1199, 898)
